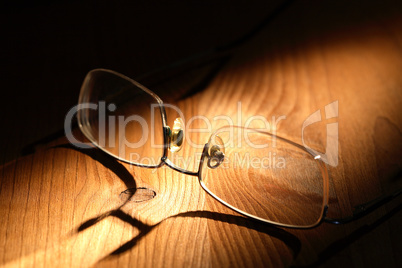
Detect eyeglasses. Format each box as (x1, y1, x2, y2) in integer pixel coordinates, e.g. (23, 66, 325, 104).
(77, 68, 401, 229)
(77, 68, 331, 229)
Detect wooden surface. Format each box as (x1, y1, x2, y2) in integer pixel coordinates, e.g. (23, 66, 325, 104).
(1, 0, 402, 267)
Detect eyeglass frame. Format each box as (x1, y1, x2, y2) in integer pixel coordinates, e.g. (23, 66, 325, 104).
(78, 68, 402, 229)
(78, 68, 332, 229)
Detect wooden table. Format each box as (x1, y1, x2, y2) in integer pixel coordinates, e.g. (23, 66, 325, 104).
(1, 0, 401, 267)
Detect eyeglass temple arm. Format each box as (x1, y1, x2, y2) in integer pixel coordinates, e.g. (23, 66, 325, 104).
(324, 187, 402, 224)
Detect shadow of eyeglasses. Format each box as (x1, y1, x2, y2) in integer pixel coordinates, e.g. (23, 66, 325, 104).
(58, 142, 402, 266)
(76, 208, 302, 264)
(55, 143, 302, 262)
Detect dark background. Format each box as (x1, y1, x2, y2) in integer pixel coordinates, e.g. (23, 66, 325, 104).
(0, 0, 283, 162)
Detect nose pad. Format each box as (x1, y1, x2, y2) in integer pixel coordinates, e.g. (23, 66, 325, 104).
(207, 136, 225, 169)
(169, 118, 184, 153)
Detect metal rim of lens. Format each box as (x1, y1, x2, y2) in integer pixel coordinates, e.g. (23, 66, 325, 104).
(198, 125, 329, 229)
(77, 69, 168, 168)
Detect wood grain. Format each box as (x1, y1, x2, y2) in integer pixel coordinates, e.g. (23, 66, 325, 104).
(1, 0, 402, 267)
